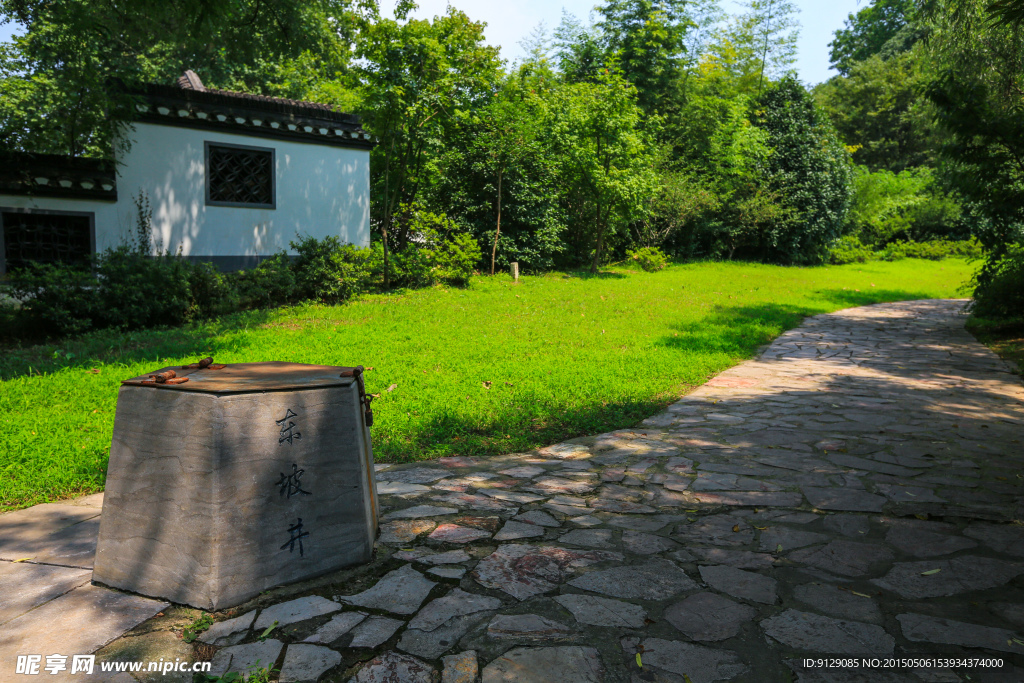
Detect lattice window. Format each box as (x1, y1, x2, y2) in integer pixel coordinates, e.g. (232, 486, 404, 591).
(1, 211, 92, 272)
(206, 143, 275, 207)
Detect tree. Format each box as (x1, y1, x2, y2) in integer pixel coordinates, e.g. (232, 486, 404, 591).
(553, 11, 606, 84)
(752, 77, 854, 263)
(813, 45, 938, 172)
(596, 0, 693, 113)
(357, 4, 502, 287)
(546, 71, 658, 272)
(917, 0, 1024, 260)
(0, 0, 370, 157)
(705, 0, 799, 97)
(432, 67, 566, 273)
(828, 0, 917, 76)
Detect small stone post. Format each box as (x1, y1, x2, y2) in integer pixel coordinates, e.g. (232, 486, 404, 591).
(511, 262, 519, 281)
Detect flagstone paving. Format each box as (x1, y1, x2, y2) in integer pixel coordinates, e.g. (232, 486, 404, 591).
(3, 299, 1024, 681)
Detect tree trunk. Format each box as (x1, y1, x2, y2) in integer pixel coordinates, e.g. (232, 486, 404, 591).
(490, 167, 502, 275)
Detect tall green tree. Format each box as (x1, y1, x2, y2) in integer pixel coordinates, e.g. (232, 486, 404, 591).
(596, 0, 693, 113)
(0, 0, 370, 156)
(917, 0, 1024, 257)
(752, 77, 854, 263)
(547, 71, 658, 271)
(813, 45, 938, 172)
(357, 3, 502, 287)
(706, 0, 799, 97)
(828, 0, 918, 76)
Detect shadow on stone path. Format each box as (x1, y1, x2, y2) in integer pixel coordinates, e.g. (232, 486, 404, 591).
(3, 299, 1024, 682)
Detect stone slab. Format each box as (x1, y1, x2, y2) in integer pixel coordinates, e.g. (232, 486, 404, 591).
(279, 643, 341, 683)
(898, 613, 1024, 654)
(514, 510, 561, 528)
(871, 556, 1024, 598)
(554, 594, 647, 628)
(302, 611, 366, 644)
(399, 612, 491, 659)
(481, 646, 604, 683)
(802, 487, 886, 512)
(428, 566, 467, 579)
(568, 558, 696, 600)
(382, 505, 459, 520)
(339, 564, 436, 614)
(559, 529, 614, 548)
(408, 589, 502, 632)
(0, 583, 167, 679)
(207, 639, 284, 679)
(761, 609, 895, 654)
(429, 524, 491, 543)
(663, 592, 756, 641)
(494, 521, 545, 541)
(699, 565, 778, 604)
(789, 541, 894, 577)
(691, 548, 774, 570)
(200, 609, 257, 646)
(353, 651, 435, 683)
(0, 562, 91, 626)
(487, 614, 572, 640)
(691, 491, 802, 507)
(621, 531, 679, 555)
(473, 544, 621, 600)
(627, 638, 748, 682)
(254, 595, 341, 629)
(792, 584, 882, 624)
(348, 616, 406, 648)
(441, 651, 478, 683)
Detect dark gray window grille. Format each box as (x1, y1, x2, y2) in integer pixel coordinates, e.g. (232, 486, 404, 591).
(206, 143, 274, 207)
(1, 211, 92, 272)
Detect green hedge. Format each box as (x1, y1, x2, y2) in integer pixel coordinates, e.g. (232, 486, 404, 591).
(1, 230, 480, 342)
(828, 236, 982, 265)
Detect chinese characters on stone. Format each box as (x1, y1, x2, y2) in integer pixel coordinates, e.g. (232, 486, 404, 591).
(276, 408, 310, 558)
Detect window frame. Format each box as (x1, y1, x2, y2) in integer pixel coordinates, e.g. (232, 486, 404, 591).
(0, 207, 96, 276)
(204, 141, 277, 210)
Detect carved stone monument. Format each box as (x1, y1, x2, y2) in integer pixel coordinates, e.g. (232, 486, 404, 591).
(93, 361, 378, 610)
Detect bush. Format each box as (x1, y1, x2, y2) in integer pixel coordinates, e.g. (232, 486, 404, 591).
(970, 244, 1024, 318)
(93, 247, 193, 330)
(290, 235, 372, 304)
(828, 235, 983, 265)
(383, 204, 482, 288)
(232, 253, 297, 309)
(828, 235, 874, 264)
(847, 166, 964, 245)
(627, 246, 669, 272)
(2, 260, 99, 336)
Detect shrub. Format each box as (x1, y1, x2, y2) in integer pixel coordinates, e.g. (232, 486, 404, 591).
(1, 260, 99, 336)
(828, 235, 984, 265)
(384, 204, 482, 288)
(828, 235, 874, 264)
(970, 243, 1024, 318)
(185, 261, 239, 320)
(751, 77, 854, 264)
(627, 246, 669, 272)
(93, 247, 192, 330)
(847, 166, 964, 245)
(290, 235, 372, 304)
(232, 253, 297, 309)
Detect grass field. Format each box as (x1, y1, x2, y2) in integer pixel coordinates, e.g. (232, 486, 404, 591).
(0, 258, 974, 511)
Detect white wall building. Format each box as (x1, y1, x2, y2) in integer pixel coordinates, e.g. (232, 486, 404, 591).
(0, 71, 372, 273)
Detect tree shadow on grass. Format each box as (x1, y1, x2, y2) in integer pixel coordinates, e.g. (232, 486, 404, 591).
(652, 290, 949, 357)
(0, 307, 280, 381)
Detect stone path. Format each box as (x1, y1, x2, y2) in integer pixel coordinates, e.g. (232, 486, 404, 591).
(3, 299, 1024, 682)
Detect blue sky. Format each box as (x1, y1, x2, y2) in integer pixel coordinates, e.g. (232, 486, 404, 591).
(0, 0, 861, 85)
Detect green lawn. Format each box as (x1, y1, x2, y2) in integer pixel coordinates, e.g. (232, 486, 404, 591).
(0, 258, 973, 511)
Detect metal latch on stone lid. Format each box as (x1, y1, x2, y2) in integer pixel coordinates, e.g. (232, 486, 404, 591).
(340, 365, 374, 427)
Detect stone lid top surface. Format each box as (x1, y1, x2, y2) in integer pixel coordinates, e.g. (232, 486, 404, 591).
(121, 361, 358, 394)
